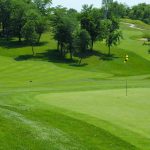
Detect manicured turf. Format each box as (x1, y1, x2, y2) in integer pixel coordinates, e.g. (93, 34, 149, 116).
(0, 21, 150, 150)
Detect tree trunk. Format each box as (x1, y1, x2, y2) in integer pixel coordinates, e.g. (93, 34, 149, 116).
(70, 48, 73, 60)
(2, 24, 5, 37)
(18, 33, 22, 42)
(60, 43, 63, 56)
(91, 40, 94, 51)
(18, 25, 22, 42)
(79, 57, 82, 65)
(32, 44, 35, 56)
(108, 46, 111, 55)
(37, 34, 41, 43)
(57, 41, 60, 51)
(6, 28, 9, 41)
(69, 43, 73, 60)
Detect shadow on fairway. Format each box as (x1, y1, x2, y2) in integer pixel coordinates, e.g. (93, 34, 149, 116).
(70, 63, 88, 67)
(92, 50, 119, 61)
(15, 49, 119, 65)
(73, 49, 119, 61)
(0, 38, 48, 49)
(15, 49, 78, 64)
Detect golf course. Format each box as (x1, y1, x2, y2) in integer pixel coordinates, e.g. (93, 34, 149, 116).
(0, 17, 150, 150)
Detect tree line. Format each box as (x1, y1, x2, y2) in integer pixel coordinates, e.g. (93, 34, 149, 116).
(101, 1, 150, 24)
(0, 0, 149, 63)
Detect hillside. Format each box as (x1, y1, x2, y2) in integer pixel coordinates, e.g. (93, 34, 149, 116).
(0, 20, 150, 150)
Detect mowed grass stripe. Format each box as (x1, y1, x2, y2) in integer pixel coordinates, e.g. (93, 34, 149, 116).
(0, 95, 137, 150)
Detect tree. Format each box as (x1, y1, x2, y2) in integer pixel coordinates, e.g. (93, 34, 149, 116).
(106, 1, 128, 18)
(33, 0, 52, 15)
(11, 0, 28, 42)
(143, 33, 150, 53)
(21, 21, 38, 56)
(102, 0, 113, 18)
(51, 7, 78, 59)
(105, 18, 122, 55)
(36, 16, 48, 43)
(80, 5, 104, 50)
(54, 16, 77, 59)
(0, 0, 13, 39)
(129, 3, 150, 24)
(50, 6, 68, 52)
(25, 9, 47, 43)
(74, 29, 91, 64)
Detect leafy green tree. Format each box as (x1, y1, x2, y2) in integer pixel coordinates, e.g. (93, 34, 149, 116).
(67, 8, 78, 18)
(54, 16, 77, 59)
(50, 6, 68, 52)
(33, 0, 52, 15)
(74, 29, 91, 64)
(129, 3, 150, 24)
(105, 18, 122, 55)
(51, 7, 78, 59)
(21, 21, 38, 56)
(106, 1, 128, 18)
(36, 16, 48, 43)
(0, 0, 13, 39)
(11, 0, 28, 42)
(80, 5, 104, 50)
(102, 0, 113, 18)
(143, 33, 150, 53)
(25, 9, 47, 43)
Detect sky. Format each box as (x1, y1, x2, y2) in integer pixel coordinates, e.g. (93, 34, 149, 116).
(52, 0, 150, 11)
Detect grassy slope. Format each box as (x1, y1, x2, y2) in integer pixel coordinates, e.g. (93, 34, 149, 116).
(0, 21, 150, 150)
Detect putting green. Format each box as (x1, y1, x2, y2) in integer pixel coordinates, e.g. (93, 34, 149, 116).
(37, 88, 150, 149)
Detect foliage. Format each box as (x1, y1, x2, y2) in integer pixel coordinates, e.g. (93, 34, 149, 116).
(33, 0, 52, 15)
(51, 6, 78, 59)
(11, 0, 28, 41)
(129, 3, 150, 24)
(21, 21, 38, 55)
(80, 5, 104, 50)
(0, 0, 13, 39)
(105, 18, 123, 55)
(73, 29, 91, 64)
(106, 1, 128, 18)
(0, 0, 49, 42)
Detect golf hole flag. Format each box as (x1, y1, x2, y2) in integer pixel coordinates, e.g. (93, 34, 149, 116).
(124, 54, 128, 63)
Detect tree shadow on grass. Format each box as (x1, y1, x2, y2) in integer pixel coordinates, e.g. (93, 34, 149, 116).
(88, 50, 119, 61)
(15, 49, 78, 64)
(73, 49, 119, 61)
(15, 49, 119, 67)
(70, 63, 88, 67)
(0, 38, 48, 49)
(15, 55, 33, 61)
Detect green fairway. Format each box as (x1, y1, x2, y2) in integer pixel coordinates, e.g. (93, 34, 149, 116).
(0, 20, 150, 150)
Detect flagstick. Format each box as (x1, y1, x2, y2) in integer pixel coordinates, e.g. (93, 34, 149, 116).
(124, 54, 129, 96)
(126, 79, 128, 96)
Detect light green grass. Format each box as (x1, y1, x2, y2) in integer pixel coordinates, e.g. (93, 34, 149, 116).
(0, 20, 150, 149)
(37, 88, 150, 150)
(121, 18, 150, 30)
